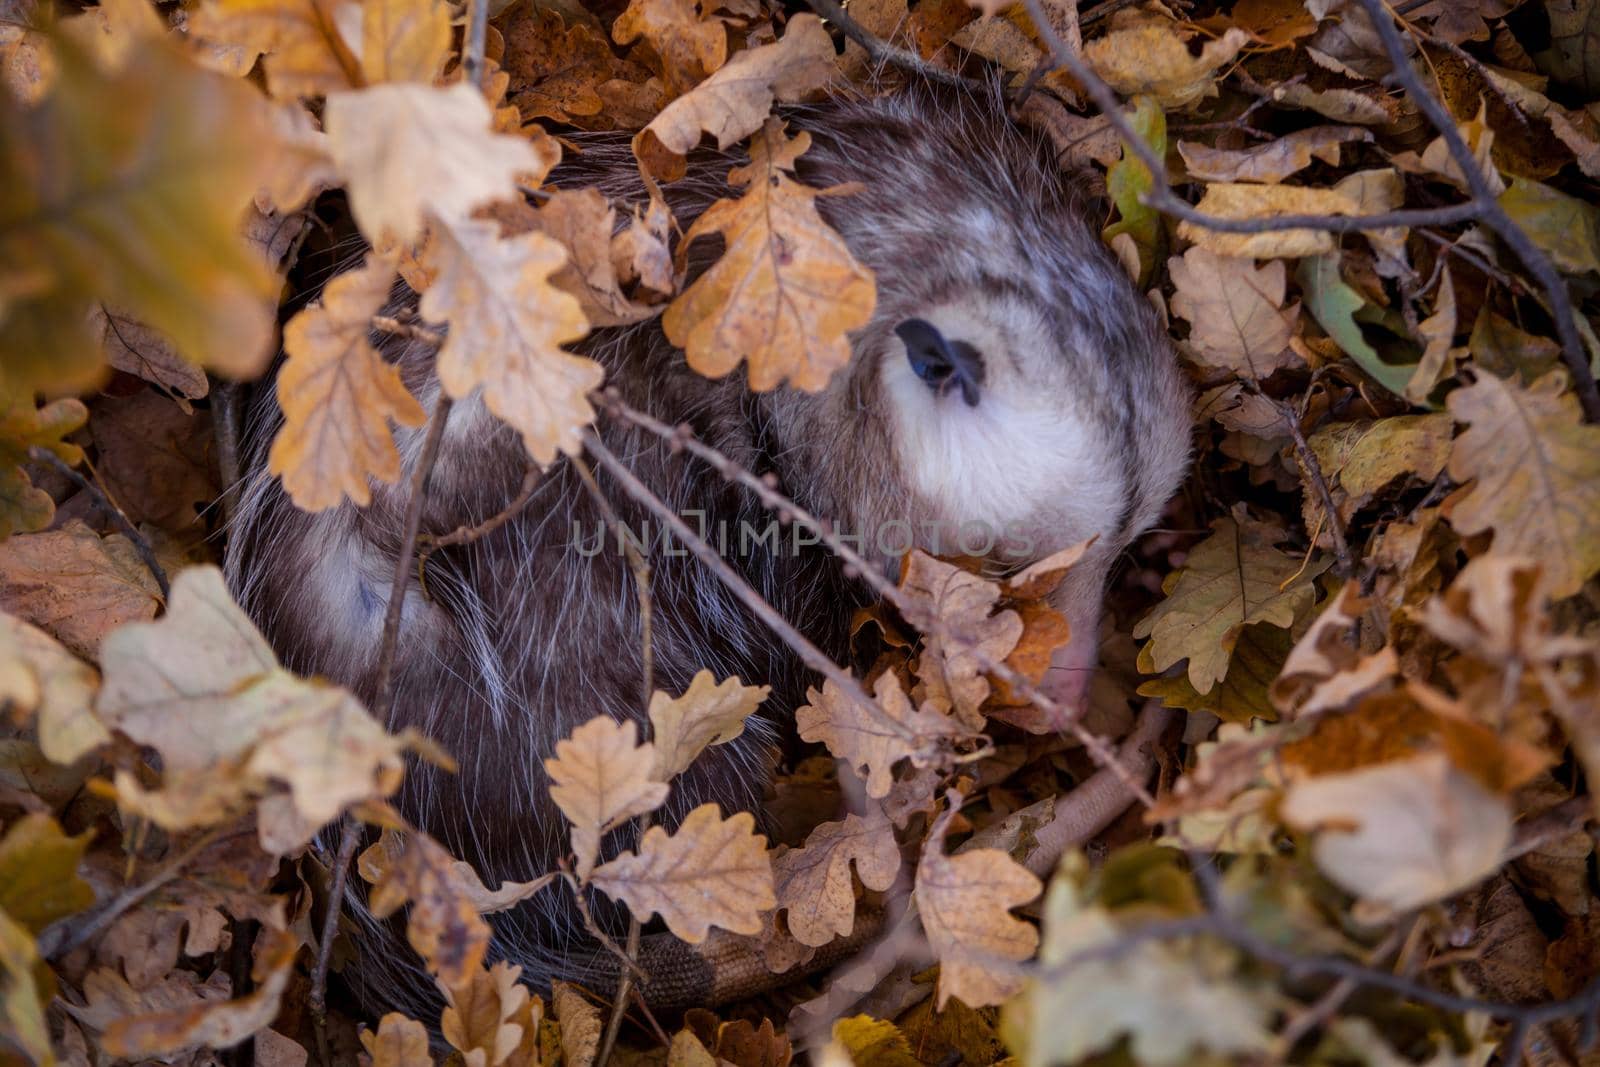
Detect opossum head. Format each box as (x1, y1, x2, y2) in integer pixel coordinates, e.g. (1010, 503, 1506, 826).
(765, 82, 1193, 711)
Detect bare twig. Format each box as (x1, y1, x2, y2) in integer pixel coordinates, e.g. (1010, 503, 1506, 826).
(1268, 393, 1355, 578)
(419, 465, 541, 559)
(371, 315, 444, 347)
(802, 0, 972, 89)
(28, 447, 170, 601)
(461, 0, 490, 91)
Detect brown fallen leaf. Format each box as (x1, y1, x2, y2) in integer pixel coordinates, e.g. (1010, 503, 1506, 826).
(89, 389, 216, 536)
(268, 251, 425, 511)
(632, 14, 836, 182)
(545, 715, 669, 879)
(612, 0, 727, 95)
(1178, 183, 1363, 258)
(0, 612, 106, 764)
(90, 305, 209, 400)
(1302, 414, 1453, 532)
(796, 672, 969, 798)
(442, 960, 533, 1067)
(648, 670, 769, 781)
(420, 217, 601, 466)
(359, 828, 554, 916)
(0, 396, 86, 541)
(504, 7, 643, 127)
(362, 1014, 436, 1067)
(774, 807, 900, 947)
(190, 0, 359, 98)
(536, 188, 667, 327)
(1445, 370, 1600, 597)
(552, 981, 601, 1067)
(1178, 126, 1371, 184)
(1168, 246, 1301, 379)
(366, 828, 492, 988)
(0, 521, 162, 659)
(589, 803, 775, 942)
(916, 793, 1041, 1008)
(359, 0, 450, 85)
(1084, 17, 1248, 109)
(664, 120, 876, 392)
(900, 551, 1024, 728)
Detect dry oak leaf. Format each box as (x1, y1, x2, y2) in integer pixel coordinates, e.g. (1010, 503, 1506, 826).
(536, 188, 666, 328)
(774, 807, 899, 947)
(325, 82, 559, 246)
(366, 828, 492, 988)
(442, 960, 532, 1067)
(190, 0, 360, 98)
(632, 13, 837, 182)
(89, 388, 217, 534)
(900, 550, 1024, 727)
(1303, 413, 1453, 531)
(796, 671, 970, 798)
(612, 0, 727, 94)
(1178, 183, 1362, 258)
(664, 120, 876, 392)
(1168, 246, 1301, 378)
(0, 612, 107, 764)
(96, 566, 416, 842)
(359, 827, 554, 916)
(1133, 509, 1329, 694)
(589, 803, 775, 942)
(90, 304, 209, 400)
(1177, 125, 1371, 184)
(0, 520, 161, 660)
(544, 715, 669, 880)
(420, 217, 600, 466)
(268, 251, 425, 511)
(1084, 20, 1248, 109)
(1280, 751, 1512, 915)
(101, 928, 298, 1059)
(648, 669, 770, 780)
(0, 812, 94, 933)
(552, 981, 601, 1067)
(0, 396, 85, 540)
(363, 1014, 436, 1067)
(917, 794, 1041, 1008)
(1446, 370, 1600, 597)
(503, 8, 634, 126)
(360, 0, 451, 85)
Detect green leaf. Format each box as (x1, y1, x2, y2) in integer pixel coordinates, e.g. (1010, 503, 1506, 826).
(1297, 254, 1419, 398)
(1103, 96, 1167, 284)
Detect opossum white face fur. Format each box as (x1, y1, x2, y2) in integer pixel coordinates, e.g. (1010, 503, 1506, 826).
(226, 79, 1191, 1016)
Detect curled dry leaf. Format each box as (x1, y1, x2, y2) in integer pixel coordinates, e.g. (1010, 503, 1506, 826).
(612, 0, 727, 94)
(773, 807, 900, 947)
(359, 828, 554, 916)
(0, 520, 162, 660)
(1302, 414, 1453, 531)
(796, 672, 970, 799)
(325, 82, 558, 246)
(362, 1014, 436, 1067)
(545, 715, 669, 879)
(1177, 126, 1372, 184)
(632, 13, 836, 181)
(1178, 183, 1362, 258)
(0, 612, 107, 763)
(1133, 509, 1329, 694)
(900, 551, 1024, 727)
(503, 7, 642, 127)
(1168, 246, 1301, 379)
(1445, 370, 1600, 598)
(916, 795, 1041, 1008)
(552, 981, 601, 1067)
(267, 251, 426, 511)
(589, 803, 775, 942)
(536, 188, 666, 327)
(365, 828, 492, 989)
(1084, 19, 1248, 109)
(89, 304, 209, 400)
(665, 120, 876, 391)
(648, 669, 769, 780)
(442, 960, 533, 1067)
(420, 217, 601, 466)
(1281, 751, 1513, 915)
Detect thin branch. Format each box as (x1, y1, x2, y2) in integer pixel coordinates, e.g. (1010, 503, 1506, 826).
(1269, 393, 1355, 578)
(418, 464, 540, 559)
(1353, 0, 1600, 421)
(802, 0, 973, 89)
(372, 315, 444, 347)
(29, 447, 170, 601)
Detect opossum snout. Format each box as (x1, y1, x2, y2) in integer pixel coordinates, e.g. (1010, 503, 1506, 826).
(894, 318, 984, 407)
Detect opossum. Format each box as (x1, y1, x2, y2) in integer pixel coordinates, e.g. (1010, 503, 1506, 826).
(225, 78, 1192, 1020)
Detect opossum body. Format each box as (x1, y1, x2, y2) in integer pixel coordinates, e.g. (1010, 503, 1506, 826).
(226, 81, 1191, 1018)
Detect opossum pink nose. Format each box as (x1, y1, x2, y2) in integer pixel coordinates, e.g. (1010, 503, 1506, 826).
(894, 318, 983, 407)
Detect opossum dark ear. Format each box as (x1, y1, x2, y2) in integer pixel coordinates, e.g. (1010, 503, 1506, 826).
(894, 318, 984, 407)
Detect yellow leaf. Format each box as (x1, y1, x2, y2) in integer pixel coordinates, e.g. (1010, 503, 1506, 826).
(900, 551, 1023, 728)
(612, 0, 727, 94)
(536, 187, 668, 328)
(916, 797, 1040, 1008)
(664, 120, 876, 392)
(1177, 183, 1362, 258)
(647, 670, 769, 780)
(0, 812, 94, 933)
(0, 520, 162, 659)
(361, 0, 451, 84)
(0, 38, 277, 391)
(796, 672, 969, 798)
(420, 217, 600, 465)
(589, 804, 775, 942)
(1280, 752, 1512, 915)
(362, 1014, 436, 1067)
(442, 961, 533, 1067)
(1445, 370, 1600, 597)
(325, 82, 558, 246)
(1168, 247, 1300, 378)
(268, 251, 425, 511)
(773, 808, 899, 947)
(1084, 19, 1247, 109)
(190, 0, 360, 98)
(544, 716, 668, 880)
(1132, 509, 1329, 694)
(0, 612, 107, 764)
(0, 910, 51, 1067)
(0, 396, 84, 542)
(829, 1016, 921, 1067)
(632, 14, 837, 181)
